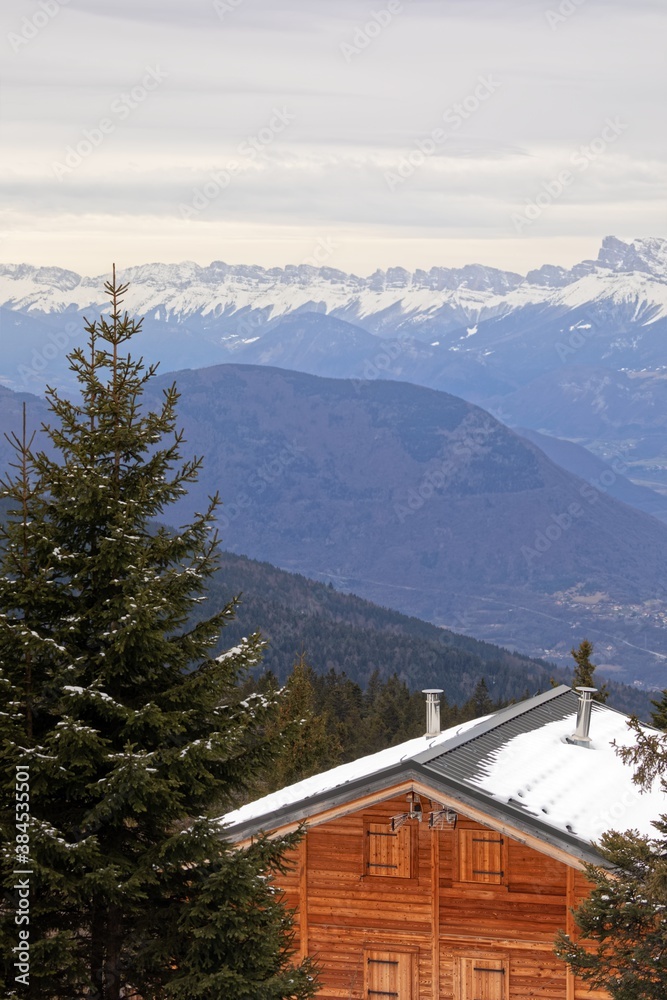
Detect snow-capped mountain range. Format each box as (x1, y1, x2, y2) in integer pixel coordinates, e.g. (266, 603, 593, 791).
(1, 236, 666, 505)
(2, 236, 667, 329)
(1, 237, 667, 681)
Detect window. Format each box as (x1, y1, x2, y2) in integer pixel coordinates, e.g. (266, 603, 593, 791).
(458, 828, 505, 884)
(365, 821, 413, 878)
(364, 949, 415, 999)
(458, 957, 507, 1000)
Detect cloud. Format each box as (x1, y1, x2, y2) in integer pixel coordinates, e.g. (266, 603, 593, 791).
(1, 0, 665, 272)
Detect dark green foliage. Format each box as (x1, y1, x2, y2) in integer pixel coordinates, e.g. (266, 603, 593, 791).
(555, 719, 667, 998)
(650, 690, 667, 731)
(241, 666, 506, 774)
(555, 829, 667, 999)
(0, 275, 317, 1000)
(147, 830, 317, 1000)
(263, 654, 340, 791)
(571, 639, 608, 703)
(469, 678, 495, 716)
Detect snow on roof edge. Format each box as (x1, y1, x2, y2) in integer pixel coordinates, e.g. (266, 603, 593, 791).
(218, 689, 667, 853)
(218, 713, 492, 832)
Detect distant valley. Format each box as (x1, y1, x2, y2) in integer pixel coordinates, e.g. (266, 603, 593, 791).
(0, 490, 652, 720)
(145, 364, 667, 690)
(2, 365, 666, 689)
(208, 550, 652, 720)
(1, 235, 665, 689)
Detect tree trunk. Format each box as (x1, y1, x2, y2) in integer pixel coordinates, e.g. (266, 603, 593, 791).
(104, 904, 122, 1000)
(90, 901, 105, 1000)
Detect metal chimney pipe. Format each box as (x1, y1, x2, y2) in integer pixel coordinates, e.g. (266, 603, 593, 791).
(570, 687, 597, 746)
(422, 689, 444, 738)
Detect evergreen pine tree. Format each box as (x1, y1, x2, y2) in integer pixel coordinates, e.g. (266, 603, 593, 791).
(266, 652, 340, 791)
(0, 272, 318, 1000)
(555, 721, 667, 998)
(571, 639, 608, 703)
(315, 669, 365, 762)
(650, 690, 667, 731)
(467, 677, 495, 716)
(363, 671, 405, 750)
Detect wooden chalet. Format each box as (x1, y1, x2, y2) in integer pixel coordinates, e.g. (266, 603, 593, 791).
(221, 685, 665, 1000)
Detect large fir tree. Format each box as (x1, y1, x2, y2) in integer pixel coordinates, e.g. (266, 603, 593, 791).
(0, 272, 318, 1000)
(555, 720, 667, 997)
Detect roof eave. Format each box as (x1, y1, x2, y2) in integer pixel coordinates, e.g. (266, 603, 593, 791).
(220, 756, 607, 868)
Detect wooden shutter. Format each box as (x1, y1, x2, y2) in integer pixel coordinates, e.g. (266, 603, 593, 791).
(459, 957, 507, 1000)
(366, 822, 412, 877)
(458, 829, 504, 884)
(365, 950, 414, 999)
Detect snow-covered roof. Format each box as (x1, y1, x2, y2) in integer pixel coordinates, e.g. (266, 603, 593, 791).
(219, 686, 667, 864)
(466, 705, 659, 844)
(220, 714, 489, 833)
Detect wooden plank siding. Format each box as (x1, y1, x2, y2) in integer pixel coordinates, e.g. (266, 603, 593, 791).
(272, 787, 608, 999)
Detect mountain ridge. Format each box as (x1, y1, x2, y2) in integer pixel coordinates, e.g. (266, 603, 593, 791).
(210, 549, 653, 720)
(140, 363, 667, 688)
(1, 239, 666, 343)
(2, 365, 666, 687)
(2, 238, 665, 456)
(0, 491, 651, 719)
(2, 236, 666, 308)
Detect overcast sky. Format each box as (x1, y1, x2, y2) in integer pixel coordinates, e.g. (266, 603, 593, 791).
(1, 0, 665, 275)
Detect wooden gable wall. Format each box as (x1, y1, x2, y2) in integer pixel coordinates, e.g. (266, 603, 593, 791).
(275, 788, 609, 1000)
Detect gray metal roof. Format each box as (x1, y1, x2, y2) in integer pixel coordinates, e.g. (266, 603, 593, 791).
(221, 685, 654, 866)
(418, 686, 580, 782)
